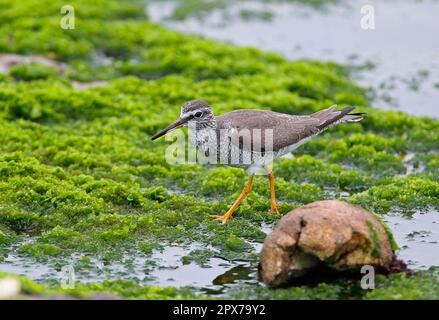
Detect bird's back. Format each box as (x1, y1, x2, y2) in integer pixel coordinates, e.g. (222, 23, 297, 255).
(216, 109, 319, 153)
(216, 106, 362, 153)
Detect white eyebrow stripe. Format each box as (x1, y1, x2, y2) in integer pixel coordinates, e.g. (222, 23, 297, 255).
(188, 108, 209, 116)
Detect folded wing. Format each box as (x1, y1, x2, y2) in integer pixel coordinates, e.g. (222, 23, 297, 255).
(216, 105, 363, 153)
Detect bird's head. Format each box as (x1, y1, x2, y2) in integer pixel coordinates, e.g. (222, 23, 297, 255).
(151, 99, 215, 140)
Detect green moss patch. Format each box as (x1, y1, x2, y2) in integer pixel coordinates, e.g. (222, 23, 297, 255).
(366, 220, 381, 258)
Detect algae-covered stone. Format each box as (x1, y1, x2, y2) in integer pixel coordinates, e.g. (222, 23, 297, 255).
(258, 200, 394, 287)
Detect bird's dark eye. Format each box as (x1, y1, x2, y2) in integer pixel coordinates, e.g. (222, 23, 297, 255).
(194, 111, 203, 118)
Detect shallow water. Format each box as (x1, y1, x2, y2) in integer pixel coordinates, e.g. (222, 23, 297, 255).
(148, 0, 439, 118)
(383, 211, 439, 269)
(1, 213, 438, 291)
(149, 247, 259, 294)
(0, 232, 267, 293)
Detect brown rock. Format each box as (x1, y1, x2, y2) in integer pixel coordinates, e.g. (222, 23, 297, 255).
(258, 200, 394, 287)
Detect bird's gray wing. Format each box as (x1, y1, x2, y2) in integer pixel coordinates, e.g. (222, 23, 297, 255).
(216, 109, 321, 153)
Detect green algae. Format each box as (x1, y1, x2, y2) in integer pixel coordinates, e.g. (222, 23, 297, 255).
(182, 249, 215, 267)
(0, 230, 7, 245)
(9, 63, 59, 82)
(0, 0, 438, 299)
(350, 176, 439, 215)
(228, 268, 439, 300)
(366, 220, 381, 258)
(364, 268, 439, 300)
(225, 234, 249, 252)
(0, 272, 202, 299)
(4, 268, 437, 300)
(369, 212, 399, 252)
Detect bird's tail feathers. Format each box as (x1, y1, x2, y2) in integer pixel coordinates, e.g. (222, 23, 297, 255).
(312, 105, 365, 130)
(342, 112, 365, 123)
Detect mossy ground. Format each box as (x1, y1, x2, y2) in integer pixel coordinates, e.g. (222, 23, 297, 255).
(0, 0, 438, 299)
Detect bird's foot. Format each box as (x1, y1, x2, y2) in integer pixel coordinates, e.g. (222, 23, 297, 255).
(210, 214, 234, 224)
(269, 201, 281, 215)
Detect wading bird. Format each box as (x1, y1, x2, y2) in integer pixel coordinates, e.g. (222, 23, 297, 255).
(151, 100, 363, 223)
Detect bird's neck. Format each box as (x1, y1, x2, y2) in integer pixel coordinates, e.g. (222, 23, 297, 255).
(188, 118, 217, 151)
(195, 117, 216, 130)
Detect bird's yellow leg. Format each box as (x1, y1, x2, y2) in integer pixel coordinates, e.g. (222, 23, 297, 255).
(268, 172, 281, 214)
(211, 176, 254, 224)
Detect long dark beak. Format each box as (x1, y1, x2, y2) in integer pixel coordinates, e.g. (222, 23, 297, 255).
(151, 117, 189, 140)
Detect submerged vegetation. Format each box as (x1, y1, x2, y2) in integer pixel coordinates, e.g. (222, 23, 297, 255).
(0, 0, 438, 299)
(147, 0, 342, 21)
